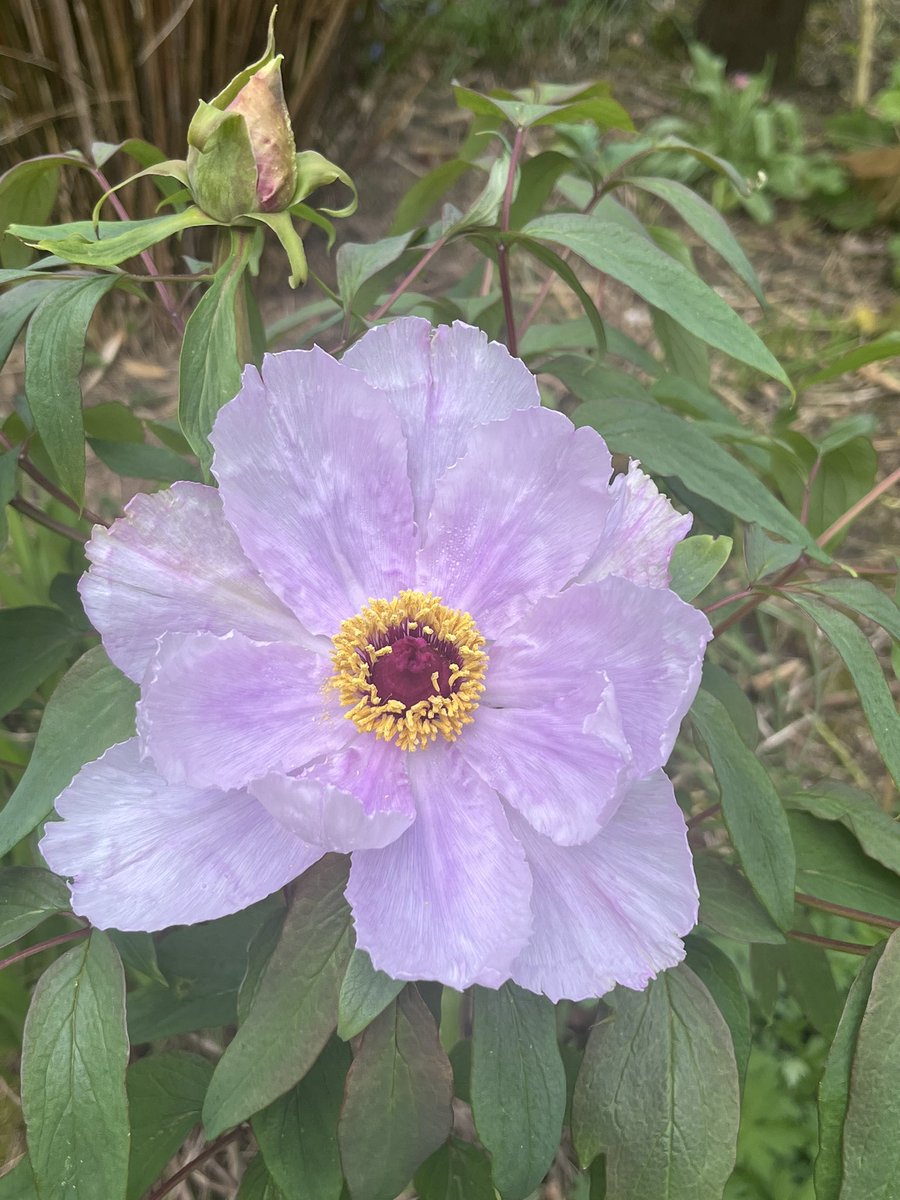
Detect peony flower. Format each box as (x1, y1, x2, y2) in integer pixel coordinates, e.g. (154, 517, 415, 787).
(41, 318, 712, 1002)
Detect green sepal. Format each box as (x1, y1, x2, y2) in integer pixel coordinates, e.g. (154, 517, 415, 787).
(204, 7, 278, 111)
(290, 151, 358, 217)
(187, 109, 259, 223)
(248, 211, 307, 286)
(91, 160, 190, 227)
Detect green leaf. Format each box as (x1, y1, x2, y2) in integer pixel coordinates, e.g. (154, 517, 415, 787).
(109, 931, 166, 987)
(471, 983, 566, 1200)
(126, 1051, 213, 1200)
(0, 280, 60, 370)
(573, 398, 821, 554)
(128, 903, 277, 1043)
(88, 438, 201, 484)
(24, 274, 118, 502)
(815, 943, 885, 1200)
(237, 909, 285, 1024)
(0, 607, 79, 718)
(0, 446, 18, 549)
(236, 1156, 286, 1200)
(202, 856, 353, 1137)
(572, 965, 739, 1198)
(684, 937, 751, 1082)
(700, 662, 758, 748)
(523, 213, 790, 386)
(744, 523, 804, 581)
(253, 1037, 349, 1200)
(338, 948, 404, 1040)
(0, 647, 138, 857)
(0, 867, 70, 950)
(785, 783, 900, 878)
(0, 1158, 37, 1200)
(668, 535, 732, 602)
(337, 232, 416, 313)
(0, 160, 59, 269)
(778, 929, 842, 1039)
(625, 175, 764, 302)
(178, 232, 252, 472)
(10, 207, 216, 268)
(691, 689, 796, 929)
(391, 159, 470, 235)
(339, 987, 453, 1200)
(791, 577, 900, 643)
(786, 593, 900, 788)
(415, 1138, 496, 1200)
(789, 811, 900, 922)
(82, 401, 144, 443)
(695, 856, 786, 943)
(838, 929, 900, 1199)
(799, 332, 900, 387)
(21, 932, 129, 1200)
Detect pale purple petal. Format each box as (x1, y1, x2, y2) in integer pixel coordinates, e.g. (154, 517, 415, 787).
(137, 631, 350, 790)
(574, 577, 712, 775)
(509, 770, 698, 1002)
(250, 739, 414, 852)
(579, 461, 692, 588)
(343, 318, 540, 534)
(40, 739, 320, 931)
(458, 674, 632, 845)
(346, 741, 532, 990)
(80, 482, 315, 682)
(417, 407, 613, 637)
(211, 349, 415, 633)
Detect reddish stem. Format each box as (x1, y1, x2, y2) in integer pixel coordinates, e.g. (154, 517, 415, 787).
(0, 927, 90, 972)
(0, 430, 108, 527)
(787, 930, 870, 956)
(146, 1129, 243, 1200)
(817, 464, 900, 547)
(796, 892, 900, 930)
(10, 497, 87, 544)
(799, 454, 823, 528)
(367, 235, 450, 323)
(686, 803, 722, 830)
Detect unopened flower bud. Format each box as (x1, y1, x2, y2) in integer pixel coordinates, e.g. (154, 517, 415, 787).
(185, 13, 298, 223)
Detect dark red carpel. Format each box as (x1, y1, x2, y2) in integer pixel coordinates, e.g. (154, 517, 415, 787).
(369, 635, 453, 707)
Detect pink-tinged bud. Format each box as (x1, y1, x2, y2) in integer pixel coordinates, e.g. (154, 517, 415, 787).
(226, 57, 297, 212)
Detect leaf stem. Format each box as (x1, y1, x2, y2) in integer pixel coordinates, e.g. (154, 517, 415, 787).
(0, 431, 109, 527)
(497, 126, 526, 357)
(686, 802, 721, 830)
(9, 497, 87, 544)
(795, 892, 900, 930)
(787, 929, 871, 956)
(367, 235, 450, 323)
(146, 1128, 244, 1199)
(816, 464, 900, 547)
(0, 926, 90, 972)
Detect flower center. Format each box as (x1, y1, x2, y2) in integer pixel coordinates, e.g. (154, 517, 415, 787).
(330, 590, 487, 751)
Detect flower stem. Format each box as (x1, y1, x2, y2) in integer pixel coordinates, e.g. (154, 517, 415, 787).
(497, 126, 526, 357)
(146, 1129, 243, 1199)
(816, 464, 900, 546)
(0, 927, 90, 973)
(93, 168, 184, 335)
(795, 892, 900, 930)
(0, 430, 109, 527)
(686, 803, 721, 830)
(368, 235, 450, 323)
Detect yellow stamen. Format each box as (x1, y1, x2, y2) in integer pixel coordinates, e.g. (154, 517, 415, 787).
(330, 589, 487, 751)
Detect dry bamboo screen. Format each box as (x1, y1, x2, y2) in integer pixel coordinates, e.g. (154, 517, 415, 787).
(1, 0, 358, 207)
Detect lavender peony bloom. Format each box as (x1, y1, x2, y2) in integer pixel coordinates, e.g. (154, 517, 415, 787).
(41, 318, 712, 1002)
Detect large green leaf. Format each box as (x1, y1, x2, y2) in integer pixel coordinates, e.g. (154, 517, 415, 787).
(839, 929, 900, 1199)
(471, 983, 566, 1200)
(178, 233, 252, 472)
(787, 593, 900, 788)
(253, 1037, 349, 1200)
(695, 856, 786, 944)
(336, 232, 416, 313)
(572, 397, 820, 553)
(21, 932, 129, 1200)
(789, 812, 900, 922)
(0, 1158, 37, 1199)
(10, 207, 215, 268)
(572, 965, 740, 1199)
(0, 280, 59, 370)
(785, 783, 900, 878)
(235, 1156, 286, 1200)
(0, 647, 138, 857)
(0, 606, 80, 718)
(338, 987, 453, 1200)
(691, 689, 796, 929)
(815, 944, 884, 1200)
(624, 175, 764, 302)
(523, 213, 789, 385)
(0, 867, 70, 951)
(338, 948, 404, 1040)
(24, 274, 118, 502)
(791, 577, 900, 644)
(415, 1139, 496, 1200)
(125, 1051, 213, 1200)
(202, 856, 353, 1137)
(684, 937, 751, 1082)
